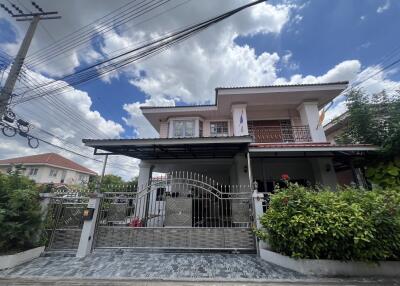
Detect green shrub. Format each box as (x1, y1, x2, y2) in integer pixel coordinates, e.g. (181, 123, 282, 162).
(0, 172, 43, 253)
(255, 183, 400, 261)
(365, 158, 400, 188)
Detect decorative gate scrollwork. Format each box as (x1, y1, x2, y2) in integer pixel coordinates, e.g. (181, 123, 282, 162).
(94, 172, 255, 251)
(44, 194, 88, 250)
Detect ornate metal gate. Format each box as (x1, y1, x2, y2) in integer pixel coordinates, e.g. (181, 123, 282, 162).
(94, 172, 255, 251)
(44, 193, 88, 250)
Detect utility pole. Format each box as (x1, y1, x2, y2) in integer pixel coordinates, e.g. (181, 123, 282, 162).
(0, 2, 60, 118)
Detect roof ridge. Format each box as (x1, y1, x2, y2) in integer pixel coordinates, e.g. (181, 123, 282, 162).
(215, 81, 349, 90)
(0, 152, 97, 175)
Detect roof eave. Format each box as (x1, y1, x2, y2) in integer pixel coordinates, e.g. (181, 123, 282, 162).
(248, 145, 378, 152)
(83, 136, 253, 148)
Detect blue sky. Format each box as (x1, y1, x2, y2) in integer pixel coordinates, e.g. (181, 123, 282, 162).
(237, 0, 400, 75)
(80, 0, 400, 137)
(0, 0, 399, 177)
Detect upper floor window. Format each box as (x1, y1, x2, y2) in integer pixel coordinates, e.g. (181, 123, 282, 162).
(78, 174, 87, 182)
(199, 121, 203, 137)
(49, 169, 58, 177)
(173, 120, 195, 138)
(29, 168, 38, 176)
(210, 121, 229, 137)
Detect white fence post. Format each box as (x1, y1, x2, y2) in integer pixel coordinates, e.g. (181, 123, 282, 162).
(39, 193, 55, 219)
(252, 181, 264, 256)
(76, 193, 102, 258)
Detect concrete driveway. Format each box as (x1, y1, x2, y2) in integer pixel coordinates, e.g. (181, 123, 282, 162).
(0, 250, 399, 285)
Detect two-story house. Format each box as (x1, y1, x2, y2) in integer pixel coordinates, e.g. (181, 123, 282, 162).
(0, 152, 97, 185)
(81, 81, 377, 251)
(84, 81, 375, 191)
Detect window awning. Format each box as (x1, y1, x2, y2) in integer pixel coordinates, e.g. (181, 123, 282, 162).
(83, 136, 253, 160)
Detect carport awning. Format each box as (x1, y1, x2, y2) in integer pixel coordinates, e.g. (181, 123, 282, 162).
(248, 142, 378, 158)
(83, 136, 253, 160)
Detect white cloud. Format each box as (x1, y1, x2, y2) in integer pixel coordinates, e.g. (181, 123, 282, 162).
(2, 0, 400, 181)
(275, 60, 362, 85)
(0, 69, 140, 180)
(323, 100, 347, 124)
(98, 1, 297, 136)
(360, 15, 366, 21)
(359, 42, 371, 49)
(322, 64, 400, 124)
(377, 0, 390, 13)
(281, 50, 299, 70)
(122, 97, 175, 139)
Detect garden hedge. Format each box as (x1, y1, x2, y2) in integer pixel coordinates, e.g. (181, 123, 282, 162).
(0, 172, 43, 253)
(255, 184, 400, 261)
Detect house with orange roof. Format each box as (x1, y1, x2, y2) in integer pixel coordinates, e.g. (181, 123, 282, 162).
(0, 152, 97, 185)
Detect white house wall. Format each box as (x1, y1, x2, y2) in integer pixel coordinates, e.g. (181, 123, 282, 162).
(159, 122, 169, 138)
(310, 158, 337, 190)
(246, 107, 301, 122)
(251, 158, 316, 185)
(0, 164, 90, 185)
(297, 102, 327, 142)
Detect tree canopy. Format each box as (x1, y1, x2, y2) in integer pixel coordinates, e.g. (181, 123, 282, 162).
(336, 89, 400, 187)
(337, 89, 400, 158)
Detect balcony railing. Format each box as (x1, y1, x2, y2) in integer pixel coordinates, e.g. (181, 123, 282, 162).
(248, 125, 312, 143)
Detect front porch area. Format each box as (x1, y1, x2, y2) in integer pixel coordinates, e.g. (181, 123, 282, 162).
(249, 143, 377, 191)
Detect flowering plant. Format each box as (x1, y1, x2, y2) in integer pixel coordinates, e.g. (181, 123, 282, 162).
(280, 174, 290, 181)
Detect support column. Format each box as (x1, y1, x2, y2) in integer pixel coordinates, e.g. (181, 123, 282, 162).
(0, 16, 40, 116)
(311, 158, 337, 190)
(38, 193, 55, 243)
(39, 193, 55, 219)
(252, 182, 264, 256)
(137, 161, 153, 222)
(297, 101, 326, 142)
(76, 194, 102, 258)
(234, 153, 250, 186)
(138, 161, 153, 191)
(231, 104, 248, 136)
(349, 159, 367, 188)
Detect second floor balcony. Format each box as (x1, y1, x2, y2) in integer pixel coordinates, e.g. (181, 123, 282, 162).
(248, 125, 312, 143)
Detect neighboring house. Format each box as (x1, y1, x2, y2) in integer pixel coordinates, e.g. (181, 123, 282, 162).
(324, 111, 362, 185)
(324, 111, 349, 144)
(0, 152, 97, 185)
(84, 81, 376, 191)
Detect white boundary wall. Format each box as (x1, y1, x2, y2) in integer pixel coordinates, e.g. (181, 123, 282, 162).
(0, 246, 44, 270)
(260, 248, 400, 277)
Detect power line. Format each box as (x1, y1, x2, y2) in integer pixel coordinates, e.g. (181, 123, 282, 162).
(18, 68, 116, 139)
(25, 0, 172, 67)
(11, 0, 265, 105)
(19, 0, 192, 77)
(0, 1, 60, 118)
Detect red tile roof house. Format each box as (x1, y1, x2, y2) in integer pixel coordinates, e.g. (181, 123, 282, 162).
(81, 82, 377, 250)
(0, 153, 97, 185)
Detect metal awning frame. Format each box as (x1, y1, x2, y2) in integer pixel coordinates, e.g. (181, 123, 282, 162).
(85, 136, 253, 160)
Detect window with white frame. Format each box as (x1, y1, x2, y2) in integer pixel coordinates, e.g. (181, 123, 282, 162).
(210, 121, 229, 137)
(49, 169, 58, 177)
(173, 120, 195, 138)
(29, 168, 38, 176)
(78, 174, 87, 183)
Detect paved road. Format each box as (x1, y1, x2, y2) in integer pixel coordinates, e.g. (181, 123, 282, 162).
(0, 277, 400, 286)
